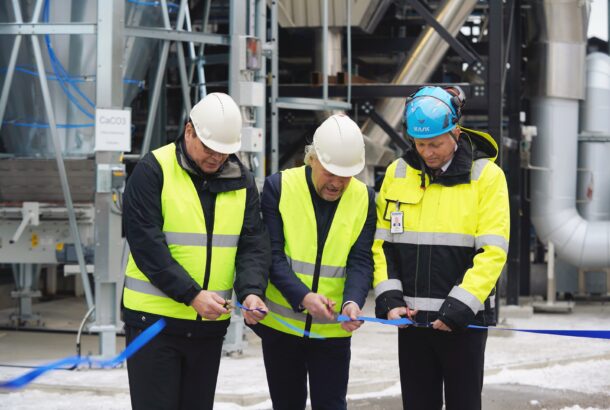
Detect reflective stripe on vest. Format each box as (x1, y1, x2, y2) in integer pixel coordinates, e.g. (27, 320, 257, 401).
(123, 143, 246, 321)
(266, 300, 336, 325)
(125, 277, 232, 301)
(287, 256, 346, 278)
(261, 166, 369, 338)
(164, 232, 240, 248)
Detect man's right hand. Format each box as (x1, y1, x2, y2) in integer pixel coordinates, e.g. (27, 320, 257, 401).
(388, 306, 418, 328)
(190, 290, 229, 320)
(301, 292, 336, 321)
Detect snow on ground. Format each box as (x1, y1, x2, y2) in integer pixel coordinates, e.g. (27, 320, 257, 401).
(485, 358, 610, 395)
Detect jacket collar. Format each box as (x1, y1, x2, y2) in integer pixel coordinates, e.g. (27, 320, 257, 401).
(402, 132, 481, 187)
(175, 135, 247, 192)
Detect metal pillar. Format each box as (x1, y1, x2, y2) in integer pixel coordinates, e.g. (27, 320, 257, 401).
(506, 0, 525, 305)
(270, 0, 279, 173)
(533, 241, 574, 312)
(228, 0, 245, 98)
(488, 0, 504, 164)
(10, 264, 42, 323)
(254, 0, 267, 181)
(92, 0, 125, 358)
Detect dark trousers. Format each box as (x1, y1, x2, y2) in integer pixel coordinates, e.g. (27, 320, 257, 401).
(398, 327, 487, 410)
(255, 324, 351, 410)
(126, 325, 224, 410)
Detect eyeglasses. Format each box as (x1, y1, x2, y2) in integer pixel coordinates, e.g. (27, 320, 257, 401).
(200, 140, 228, 158)
(188, 123, 228, 158)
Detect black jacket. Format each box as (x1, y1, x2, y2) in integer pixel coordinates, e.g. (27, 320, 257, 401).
(122, 136, 270, 338)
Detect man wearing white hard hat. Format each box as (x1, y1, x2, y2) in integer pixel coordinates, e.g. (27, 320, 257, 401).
(252, 114, 375, 410)
(122, 92, 270, 410)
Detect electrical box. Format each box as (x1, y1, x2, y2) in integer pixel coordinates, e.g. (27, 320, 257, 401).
(241, 127, 263, 153)
(238, 36, 262, 71)
(236, 81, 265, 107)
(97, 164, 127, 193)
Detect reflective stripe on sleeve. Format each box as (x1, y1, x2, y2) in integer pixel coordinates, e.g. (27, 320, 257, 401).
(470, 158, 488, 181)
(475, 234, 509, 253)
(394, 159, 407, 178)
(374, 279, 403, 298)
(404, 294, 493, 312)
(448, 286, 484, 314)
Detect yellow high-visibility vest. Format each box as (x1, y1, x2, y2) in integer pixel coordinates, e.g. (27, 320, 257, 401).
(261, 166, 368, 338)
(123, 143, 246, 320)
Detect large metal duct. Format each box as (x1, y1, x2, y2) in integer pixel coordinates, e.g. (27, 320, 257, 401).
(577, 52, 610, 221)
(0, 0, 163, 157)
(360, 0, 478, 166)
(529, 0, 610, 268)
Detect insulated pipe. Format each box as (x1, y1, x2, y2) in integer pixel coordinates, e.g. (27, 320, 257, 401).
(528, 0, 610, 268)
(360, 0, 477, 163)
(530, 97, 610, 268)
(577, 53, 610, 221)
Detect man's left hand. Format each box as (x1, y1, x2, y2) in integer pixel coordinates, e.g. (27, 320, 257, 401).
(431, 319, 451, 332)
(241, 294, 268, 325)
(340, 302, 364, 333)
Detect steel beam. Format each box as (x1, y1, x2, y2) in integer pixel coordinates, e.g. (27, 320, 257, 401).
(0, 0, 24, 132)
(405, 0, 483, 70)
(124, 27, 229, 45)
(0, 23, 96, 35)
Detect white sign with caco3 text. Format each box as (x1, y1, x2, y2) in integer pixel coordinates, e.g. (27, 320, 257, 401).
(95, 108, 131, 152)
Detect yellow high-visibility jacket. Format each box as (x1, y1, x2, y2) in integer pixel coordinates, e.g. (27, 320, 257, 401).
(373, 128, 510, 329)
(123, 143, 246, 321)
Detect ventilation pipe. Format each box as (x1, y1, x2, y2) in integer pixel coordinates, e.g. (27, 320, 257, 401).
(577, 53, 610, 221)
(360, 0, 477, 166)
(529, 0, 610, 268)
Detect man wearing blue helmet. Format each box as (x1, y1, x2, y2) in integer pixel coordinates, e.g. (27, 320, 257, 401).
(372, 86, 510, 409)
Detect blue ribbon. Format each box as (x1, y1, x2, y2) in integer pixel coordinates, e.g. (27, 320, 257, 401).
(0, 318, 166, 389)
(234, 301, 325, 339)
(337, 314, 610, 340)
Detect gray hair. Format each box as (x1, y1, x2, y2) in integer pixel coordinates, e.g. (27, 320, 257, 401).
(303, 144, 318, 166)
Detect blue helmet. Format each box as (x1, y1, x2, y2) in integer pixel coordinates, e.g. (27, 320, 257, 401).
(405, 86, 463, 139)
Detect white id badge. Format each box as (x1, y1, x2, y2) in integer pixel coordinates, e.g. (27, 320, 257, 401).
(390, 211, 404, 234)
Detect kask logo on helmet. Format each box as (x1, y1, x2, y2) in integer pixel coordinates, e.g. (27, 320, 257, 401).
(414, 126, 430, 132)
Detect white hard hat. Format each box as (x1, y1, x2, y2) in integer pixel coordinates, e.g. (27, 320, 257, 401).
(313, 114, 365, 177)
(189, 93, 242, 154)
